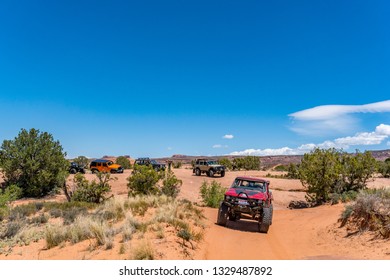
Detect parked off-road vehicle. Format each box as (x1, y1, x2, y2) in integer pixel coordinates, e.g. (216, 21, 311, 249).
(193, 158, 225, 177)
(89, 159, 124, 174)
(134, 157, 166, 171)
(69, 162, 86, 174)
(217, 176, 273, 233)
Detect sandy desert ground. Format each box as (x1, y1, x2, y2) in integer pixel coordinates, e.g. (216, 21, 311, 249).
(1, 168, 390, 260)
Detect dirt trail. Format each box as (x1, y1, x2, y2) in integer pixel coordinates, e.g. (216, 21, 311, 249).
(195, 205, 343, 260)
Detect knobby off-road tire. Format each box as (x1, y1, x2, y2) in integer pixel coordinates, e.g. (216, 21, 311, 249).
(221, 171, 225, 177)
(258, 207, 272, 233)
(195, 168, 201, 176)
(208, 169, 214, 177)
(269, 204, 273, 225)
(217, 203, 228, 226)
(69, 168, 77, 174)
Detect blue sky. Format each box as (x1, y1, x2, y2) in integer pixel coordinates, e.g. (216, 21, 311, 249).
(1, 0, 390, 158)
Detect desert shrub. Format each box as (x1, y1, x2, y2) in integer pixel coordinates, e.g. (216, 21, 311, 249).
(116, 156, 132, 169)
(72, 156, 89, 168)
(45, 226, 67, 249)
(199, 180, 227, 208)
(0, 185, 22, 208)
(341, 151, 377, 192)
(127, 165, 162, 196)
(49, 208, 62, 218)
(0, 184, 22, 219)
(172, 161, 183, 169)
(121, 223, 136, 242)
(330, 190, 358, 205)
(9, 203, 41, 220)
(218, 158, 233, 170)
(377, 159, 390, 178)
(96, 197, 126, 222)
(70, 172, 113, 203)
(177, 228, 192, 245)
(132, 241, 155, 260)
(286, 163, 300, 179)
(43, 201, 96, 212)
(28, 213, 49, 225)
(299, 148, 376, 204)
(340, 188, 390, 238)
(274, 164, 288, 172)
(0, 220, 25, 239)
(299, 148, 343, 204)
(232, 156, 261, 170)
(62, 207, 88, 225)
(0, 128, 68, 197)
(161, 171, 182, 198)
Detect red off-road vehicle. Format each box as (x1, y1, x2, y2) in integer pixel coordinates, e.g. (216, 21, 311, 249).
(217, 176, 273, 233)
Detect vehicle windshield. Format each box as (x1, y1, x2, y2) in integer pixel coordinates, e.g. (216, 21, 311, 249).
(207, 161, 218, 165)
(107, 161, 114, 166)
(231, 179, 266, 192)
(150, 160, 157, 164)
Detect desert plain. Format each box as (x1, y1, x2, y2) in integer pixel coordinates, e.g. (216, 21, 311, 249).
(1, 167, 389, 260)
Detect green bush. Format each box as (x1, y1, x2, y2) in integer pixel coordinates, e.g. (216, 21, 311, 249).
(286, 163, 300, 179)
(71, 173, 113, 203)
(218, 158, 233, 170)
(232, 156, 261, 170)
(127, 165, 162, 196)
(298, 148, 376, 204)
(116, 156, 132, 169)
(377, 159, 390, 178)
(273, 164, 288, 172)
(0, 184, 22, 211)
(72, 156, 89, 168)
(161, 171, 182, 198)
(0, 128, 68, 197)
(199, 180, 227, 208)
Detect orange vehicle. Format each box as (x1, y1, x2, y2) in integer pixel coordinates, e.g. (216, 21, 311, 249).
(89, 159, 124, 174)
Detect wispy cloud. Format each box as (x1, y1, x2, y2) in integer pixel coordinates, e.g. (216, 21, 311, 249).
(223, 134, 234, 139)
(289, 100, 390, 135)
(213, 144, 228, 148)
(230, 124, 390, 156)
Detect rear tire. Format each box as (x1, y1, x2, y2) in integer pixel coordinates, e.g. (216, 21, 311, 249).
(208, 169, 214, 177)
(259, 207, 272, 233)
(221, 171, 225, 177)
(217, 203, 228, 226)
(69, 168, 77, 174)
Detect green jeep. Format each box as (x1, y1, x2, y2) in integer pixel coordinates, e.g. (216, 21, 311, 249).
(193, 158, 226, 177)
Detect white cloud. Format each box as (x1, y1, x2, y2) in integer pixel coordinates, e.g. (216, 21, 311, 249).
(213, 144, 228, 149)
(230, 124, 390, 156)
(290, 100, 390, 121)
(289, 100, 390, 135)
(376, 124, 390, 135)
(223, 134, 234, 139)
